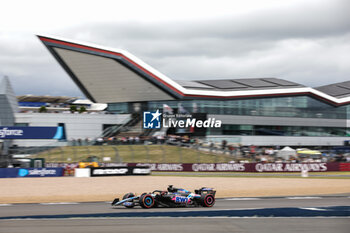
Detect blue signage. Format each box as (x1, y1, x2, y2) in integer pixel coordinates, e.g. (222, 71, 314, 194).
(0, 126, 64, 139)
(18, 169, 29, 177)
(143, 110, 162, 129)
(0, 168, 64, 178)
(18, 168, 64, 177)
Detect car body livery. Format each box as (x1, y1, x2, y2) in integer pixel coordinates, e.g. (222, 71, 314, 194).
(111, 185, 216, 208)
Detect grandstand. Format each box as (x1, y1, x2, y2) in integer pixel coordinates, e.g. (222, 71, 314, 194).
(33, 35, 350, 146)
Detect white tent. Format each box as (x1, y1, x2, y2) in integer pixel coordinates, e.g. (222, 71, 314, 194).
(277, 146, 297, 160)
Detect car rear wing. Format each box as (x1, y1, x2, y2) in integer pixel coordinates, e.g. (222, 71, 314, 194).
(194, 187, 216, 196)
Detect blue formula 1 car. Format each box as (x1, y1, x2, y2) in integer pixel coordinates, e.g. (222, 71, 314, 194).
(111, 185, 216, 208)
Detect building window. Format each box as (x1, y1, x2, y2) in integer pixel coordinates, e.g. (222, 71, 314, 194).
(210, 124, 349, 137)
(14, 123, 29, 127)
(110, 96, 349, 119)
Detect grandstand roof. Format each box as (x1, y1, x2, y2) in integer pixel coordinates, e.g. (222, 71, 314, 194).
(177, 78, 304, 91)
(316, 81, 350, 99)
(17, 95, 77, 103)
(37, 35, 350, 106)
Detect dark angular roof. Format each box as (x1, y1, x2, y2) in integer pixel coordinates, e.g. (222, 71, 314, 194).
(316, 81, 350, 98)
(177, 78, 304, 91)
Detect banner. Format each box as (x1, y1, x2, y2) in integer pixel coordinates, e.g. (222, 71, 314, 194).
(0, 126, 64, 139)
(0, 168, 64, 178)
(129, 163, 340, 172)
(340, 163, 350, 171)
(45, 163, 344, 173)
(90, 166, 151, 177)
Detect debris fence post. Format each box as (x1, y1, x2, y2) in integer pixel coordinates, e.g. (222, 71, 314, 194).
(160, 145, 166, 163)
(47, 148, 52, 162)
(144, 145, 150, 163)
(113, 147, 121, 163)
(196, 145, 201, 163)
(177, 142, 182, 163)
(72, 146, 77, 162)
(86, 147, 90, 157)
(128, 145, 135, 163)
(59, 147, 64, 163)
(99, 146, 105, 159)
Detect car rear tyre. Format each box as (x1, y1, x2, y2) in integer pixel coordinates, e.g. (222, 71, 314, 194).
(122, 192, 135, 208)
(139, 194, 155, 208)
(199, 194, 215, 207)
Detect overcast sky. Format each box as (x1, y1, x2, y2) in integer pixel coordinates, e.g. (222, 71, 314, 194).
(0, 0, 349, 98)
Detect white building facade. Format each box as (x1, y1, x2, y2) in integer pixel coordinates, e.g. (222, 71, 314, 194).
(13, 112, 130, 147)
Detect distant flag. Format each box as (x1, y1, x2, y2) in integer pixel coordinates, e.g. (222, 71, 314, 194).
(163, 104, 173, 114)
(193, 102, 198, 113)
(190, 125, 195, 133)
(178, 103, 189, 114)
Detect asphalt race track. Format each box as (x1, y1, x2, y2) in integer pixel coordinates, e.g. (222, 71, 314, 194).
(0, 195, 349, 233)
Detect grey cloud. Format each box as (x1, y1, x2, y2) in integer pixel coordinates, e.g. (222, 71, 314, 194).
(9, 73, 84, 97)
(1, 0, 349, 97)
(60, 14, 349, 88)
(0, 34, 84, 97)
(79, 0, 350, 42)
(61, 0, 349, 61)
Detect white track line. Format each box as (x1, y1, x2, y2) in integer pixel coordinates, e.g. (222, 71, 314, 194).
(299, 207, 328, 211)
(0, 204, 12, 206)
(225, 198, 261, 201)
(39, 202, 79, 205)
(286, 197, 322, 200)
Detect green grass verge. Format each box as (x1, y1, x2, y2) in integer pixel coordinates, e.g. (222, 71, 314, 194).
(33, 145, 235, 163)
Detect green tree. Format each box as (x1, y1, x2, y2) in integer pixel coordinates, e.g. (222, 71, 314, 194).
(79, 106, 87, 113)
(39, 106, 47, 113)
(70, 105, 77, 113)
